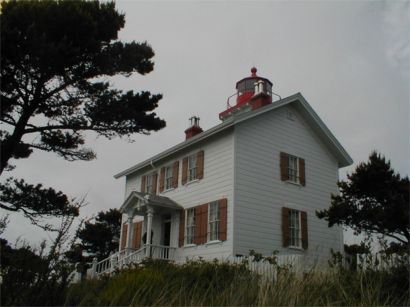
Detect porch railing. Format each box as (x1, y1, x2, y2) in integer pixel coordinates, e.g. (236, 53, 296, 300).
(92, 244, 177, 277)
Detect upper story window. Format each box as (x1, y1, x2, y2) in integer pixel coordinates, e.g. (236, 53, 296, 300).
(185, 208, 196, 245)
(208, 201, 220, 241)
(159, 161, 179, 193)
(146, 174, 153, 194)
(280, 152, 305, 186)
(141, 172, 158, 195)
(165, 166, 173, 190)
(182, 150, 204, 185)
(188, 154, 197, 181)
(288, 155, 299, 183)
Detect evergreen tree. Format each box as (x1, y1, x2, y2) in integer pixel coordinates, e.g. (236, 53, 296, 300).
(317, 152, 409, 251)
(1, 0, 165, 174)
(77, 208, 122, 261)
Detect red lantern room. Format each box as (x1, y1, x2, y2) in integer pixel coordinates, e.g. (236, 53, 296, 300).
(219, 67, 275, 120)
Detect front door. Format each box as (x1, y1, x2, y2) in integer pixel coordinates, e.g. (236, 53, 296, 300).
(162, 215, 171, 259)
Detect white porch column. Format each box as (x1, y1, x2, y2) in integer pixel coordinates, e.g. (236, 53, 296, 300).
(126, 216, 134, 254)
(146, 206, 154, 257)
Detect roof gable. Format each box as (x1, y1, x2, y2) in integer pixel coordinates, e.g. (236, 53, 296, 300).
(114, 93, 352, 178)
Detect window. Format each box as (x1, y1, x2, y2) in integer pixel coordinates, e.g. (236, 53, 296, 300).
(182, 151, 204, 185)
(145, 175, 153, 194)
(185, 208, 196, 245)
(165, 166, 173, 190)
(280, 152, 305, 186)
(289, 209, 301, 248)
(282, 207, 308, 249)
(188, 154, 197, 181)
(288, 155, 299, 183)
(208, 201, 220, 241)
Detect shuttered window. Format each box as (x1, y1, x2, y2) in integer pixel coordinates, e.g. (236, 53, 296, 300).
(182, 150, 204, 184)
(146, 175, 153, 194)
(142, 172, 158, 194)
(160, 161, 179, 193)
(280, 152, 306, 186)
(282, 207, 308, 249)
(185, 208, 196, 245)
(165, 166, 173, 190)
(208, 201, 220, 241)
(179, 198, 227, 247)
(188, 154, 197, 181)
(289, 209, 301, 247)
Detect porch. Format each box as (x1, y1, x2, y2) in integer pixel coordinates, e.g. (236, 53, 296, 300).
(89, 191, 183, 277)
(89, 244, 177, 277)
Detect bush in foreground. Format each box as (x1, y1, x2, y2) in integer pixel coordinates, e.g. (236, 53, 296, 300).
(65, 259, 409, 306)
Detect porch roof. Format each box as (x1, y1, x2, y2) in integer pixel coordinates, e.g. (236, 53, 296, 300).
(120, 191, 183, 215)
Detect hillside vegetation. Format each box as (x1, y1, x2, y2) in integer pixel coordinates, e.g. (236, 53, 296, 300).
(65, 259, 409, 306)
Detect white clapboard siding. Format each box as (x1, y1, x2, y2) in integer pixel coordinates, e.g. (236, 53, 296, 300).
(233, 105, 343, 264)
(123, 129, 235, 261)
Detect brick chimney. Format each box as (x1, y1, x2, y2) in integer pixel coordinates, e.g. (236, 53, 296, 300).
(185, 116, 203, 140)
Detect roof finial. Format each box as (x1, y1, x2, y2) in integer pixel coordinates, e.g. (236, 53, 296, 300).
(251, 67, 257, 77)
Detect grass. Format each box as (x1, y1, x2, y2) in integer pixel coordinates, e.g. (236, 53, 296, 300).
(64, 258, 409, 306)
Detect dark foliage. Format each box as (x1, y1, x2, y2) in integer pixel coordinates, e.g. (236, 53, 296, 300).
(0, 177, 80, 230)
(0, 0, 165, 174)
(317, 151, 409, 250)
(0, 238, 73, 306)
(77, 208, 122, 261)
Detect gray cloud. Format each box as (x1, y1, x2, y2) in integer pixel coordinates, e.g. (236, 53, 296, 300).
(2, 1, 408, 246)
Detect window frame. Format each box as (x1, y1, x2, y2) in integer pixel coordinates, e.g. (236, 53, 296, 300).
(145, 174, 153, 194)
(287, 155, 299, 184)
(208, 201, 220, 242)
(188, 154, 197, 182)
(165, 165, 173, 190)
(288, 209, 302, 248)
(185, 208, 196, 245)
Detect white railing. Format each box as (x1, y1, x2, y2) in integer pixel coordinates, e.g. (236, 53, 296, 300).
(149, 244, 177, 260)
(91, 244, 177, 277)
(118, 246, 147, 268)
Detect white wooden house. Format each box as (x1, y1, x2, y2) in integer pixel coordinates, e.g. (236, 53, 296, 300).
(95, 68, 353, 275)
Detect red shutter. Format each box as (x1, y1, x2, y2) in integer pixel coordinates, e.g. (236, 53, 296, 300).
(159, 167, 165, 193)
(280, 152, 289, 181)
(282, 207, 290, 247)
(299, 158, 306, 186)
(196, 150, 204, 179)
(179, 210, 185, 247)
(182, 157, 188, 185)
(194, 204, 208, 245)
(120, 224, 128, 250)
(152, 172, 158, 195)
(172, 160, 179, 188)
(141, 175, 146, 193)
(301, 211, 308, 249)
(219, 198, 228, 241)
(132, 222, 143, 250)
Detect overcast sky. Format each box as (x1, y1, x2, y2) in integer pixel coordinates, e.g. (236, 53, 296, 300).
(2, 0, 409, 247)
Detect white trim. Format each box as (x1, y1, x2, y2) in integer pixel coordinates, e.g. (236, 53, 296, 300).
(184, 179, 199, 186)
(161, 187, 175, 194)
(205, 240, 222, 246)
(114, 93, 353, 179)
(183, 244, 197, 248)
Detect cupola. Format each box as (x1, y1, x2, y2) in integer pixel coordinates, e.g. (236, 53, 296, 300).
(219, 67, 275, 120)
